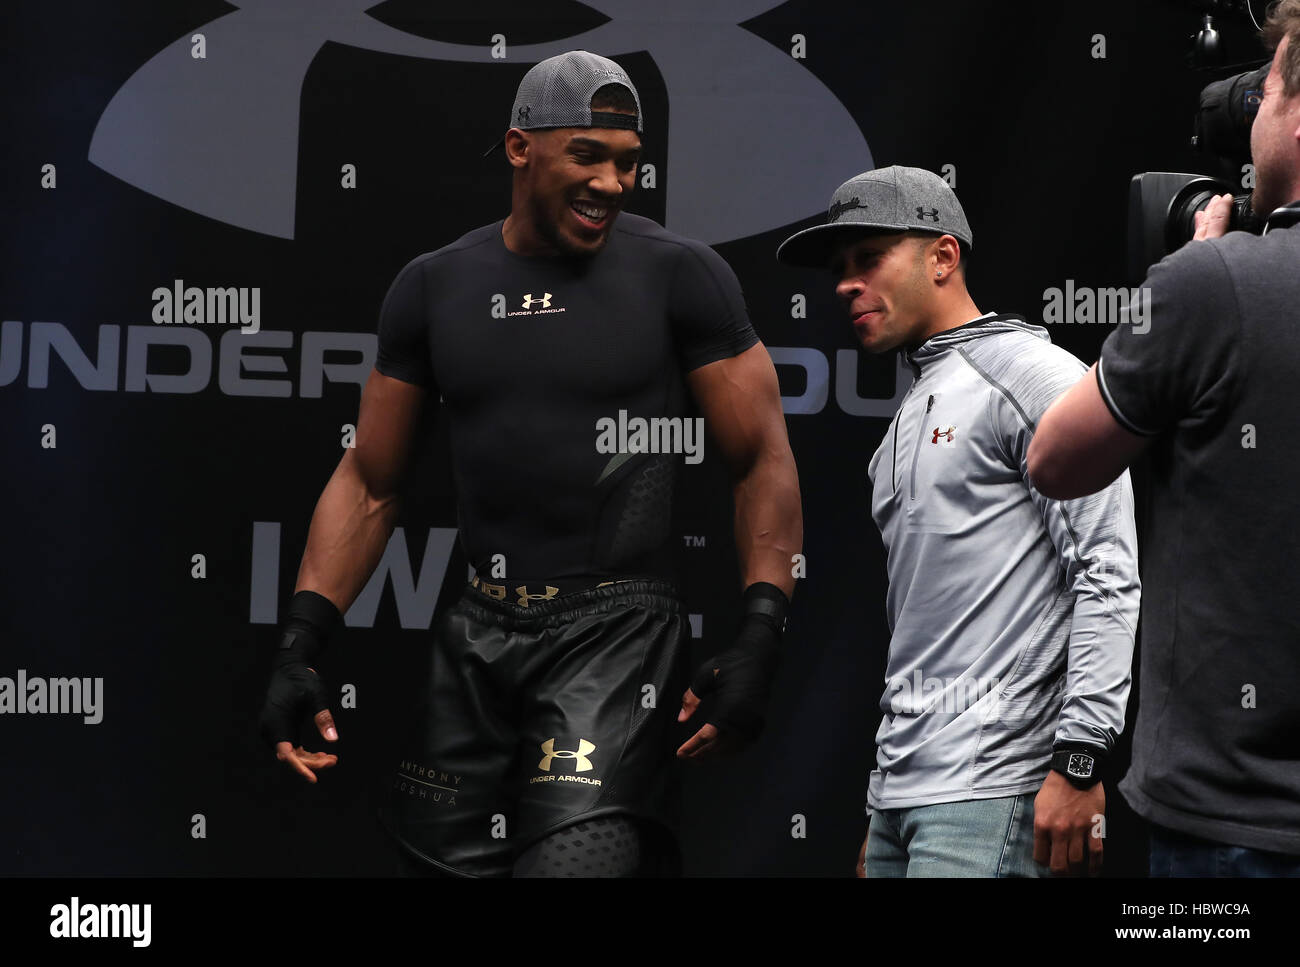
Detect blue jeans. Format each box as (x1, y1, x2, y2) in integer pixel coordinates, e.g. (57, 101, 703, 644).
(1148, 823, 1300, 877)
(866, 793, 1047, 877)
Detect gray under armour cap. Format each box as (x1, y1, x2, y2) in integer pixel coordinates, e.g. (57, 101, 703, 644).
(509, 50, 642, 134)
(776, 166, 973, 267)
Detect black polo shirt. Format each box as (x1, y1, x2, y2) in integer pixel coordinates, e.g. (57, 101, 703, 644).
(1099, 218, 1300, 854)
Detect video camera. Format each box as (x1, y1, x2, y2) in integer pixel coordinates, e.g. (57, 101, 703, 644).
(1127, 61, 1269, 282)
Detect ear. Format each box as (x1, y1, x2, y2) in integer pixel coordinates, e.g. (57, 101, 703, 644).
(504, 128, 530, 170)
(931, 234, 962, 277)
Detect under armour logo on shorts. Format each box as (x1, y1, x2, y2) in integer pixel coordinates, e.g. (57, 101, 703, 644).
(538, 738, 595, 772)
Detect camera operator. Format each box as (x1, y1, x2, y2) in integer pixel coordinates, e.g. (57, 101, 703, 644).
(1026, 1, 1300, 876)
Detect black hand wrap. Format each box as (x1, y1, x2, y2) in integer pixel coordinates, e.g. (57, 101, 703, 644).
(258, 590, 343, 748)
(688, 582, 789, 741)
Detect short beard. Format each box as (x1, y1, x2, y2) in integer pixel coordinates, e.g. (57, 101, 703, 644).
(531, 193, 604, 259)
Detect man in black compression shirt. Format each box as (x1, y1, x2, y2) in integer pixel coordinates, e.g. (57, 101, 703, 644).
(257, 50, 803, 877)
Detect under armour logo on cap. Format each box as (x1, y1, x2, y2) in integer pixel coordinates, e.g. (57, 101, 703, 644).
(776, 165, 974, 268)
(517, 105, 531, 123)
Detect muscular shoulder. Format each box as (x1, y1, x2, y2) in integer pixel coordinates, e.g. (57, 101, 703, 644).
(610, 212, 691, 249)
(614, 213, 744, 304)
(611, 214, 753, 366)
(612, 214, 725, 267)
(398, 222, 503, 282)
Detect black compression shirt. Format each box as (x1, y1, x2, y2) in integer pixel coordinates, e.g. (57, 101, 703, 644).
(375, 214, 758, 584)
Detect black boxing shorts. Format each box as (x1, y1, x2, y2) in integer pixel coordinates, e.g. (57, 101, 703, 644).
(377, 578, 690, 877)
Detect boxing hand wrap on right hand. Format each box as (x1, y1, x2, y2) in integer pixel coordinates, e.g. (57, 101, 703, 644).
(688, 582, 789, 741)
(257, 590, 343, 748)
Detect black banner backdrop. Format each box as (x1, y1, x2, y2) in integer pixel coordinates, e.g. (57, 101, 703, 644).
(0, 0, 1263, 877)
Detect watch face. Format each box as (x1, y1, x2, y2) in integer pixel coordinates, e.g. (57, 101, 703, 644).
(1067, 753, 1095, 779)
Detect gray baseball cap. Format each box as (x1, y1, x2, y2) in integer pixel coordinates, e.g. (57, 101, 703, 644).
(508, 50, 642, 133)
(776, 166, 973, 267)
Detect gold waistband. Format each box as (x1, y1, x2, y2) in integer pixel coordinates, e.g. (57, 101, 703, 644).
(469, 574, 632, 608)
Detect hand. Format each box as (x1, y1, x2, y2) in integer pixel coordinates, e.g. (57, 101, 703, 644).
(273, 732, 339, 784)
(676, 675, 744, 760)
(675, 596, 784, 760)
(856, 831, 868, 878)
(1033, 770, 1105, 876)
(259, 660, 340, 783)
(1193, 192, 1234, 241)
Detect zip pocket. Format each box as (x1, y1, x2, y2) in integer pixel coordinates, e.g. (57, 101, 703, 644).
(909, 393, 937, 499)
(890, 380, 921, 493)
(891, 413, 901, 491)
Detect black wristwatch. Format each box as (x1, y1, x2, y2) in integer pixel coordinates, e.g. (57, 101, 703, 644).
(1050, 745, 1106, 789)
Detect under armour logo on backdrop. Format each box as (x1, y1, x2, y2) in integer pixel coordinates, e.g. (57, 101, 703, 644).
(87, 0, 871, 242)
(522, 293, 552, 309)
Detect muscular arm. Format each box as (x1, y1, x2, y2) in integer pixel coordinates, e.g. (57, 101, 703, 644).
(675, 341, 801, 757)
(294, 369, 428, 610)
(686, 341, 802, 597)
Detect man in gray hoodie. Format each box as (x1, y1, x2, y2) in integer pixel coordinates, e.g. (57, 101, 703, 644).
(777, 166, 1140, 877)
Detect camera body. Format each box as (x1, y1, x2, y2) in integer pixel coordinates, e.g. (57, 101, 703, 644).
(1127, 62, 1268, 282)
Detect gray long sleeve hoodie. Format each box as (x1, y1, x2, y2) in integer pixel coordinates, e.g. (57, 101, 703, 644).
(866, 311, 1140, 810)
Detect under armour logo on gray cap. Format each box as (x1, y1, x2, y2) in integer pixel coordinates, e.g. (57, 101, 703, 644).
(776, 165, 973, 267)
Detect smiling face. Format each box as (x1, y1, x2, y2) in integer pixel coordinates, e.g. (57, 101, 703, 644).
(831, 232, 936, 353)
(507, 112, 642, 257)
